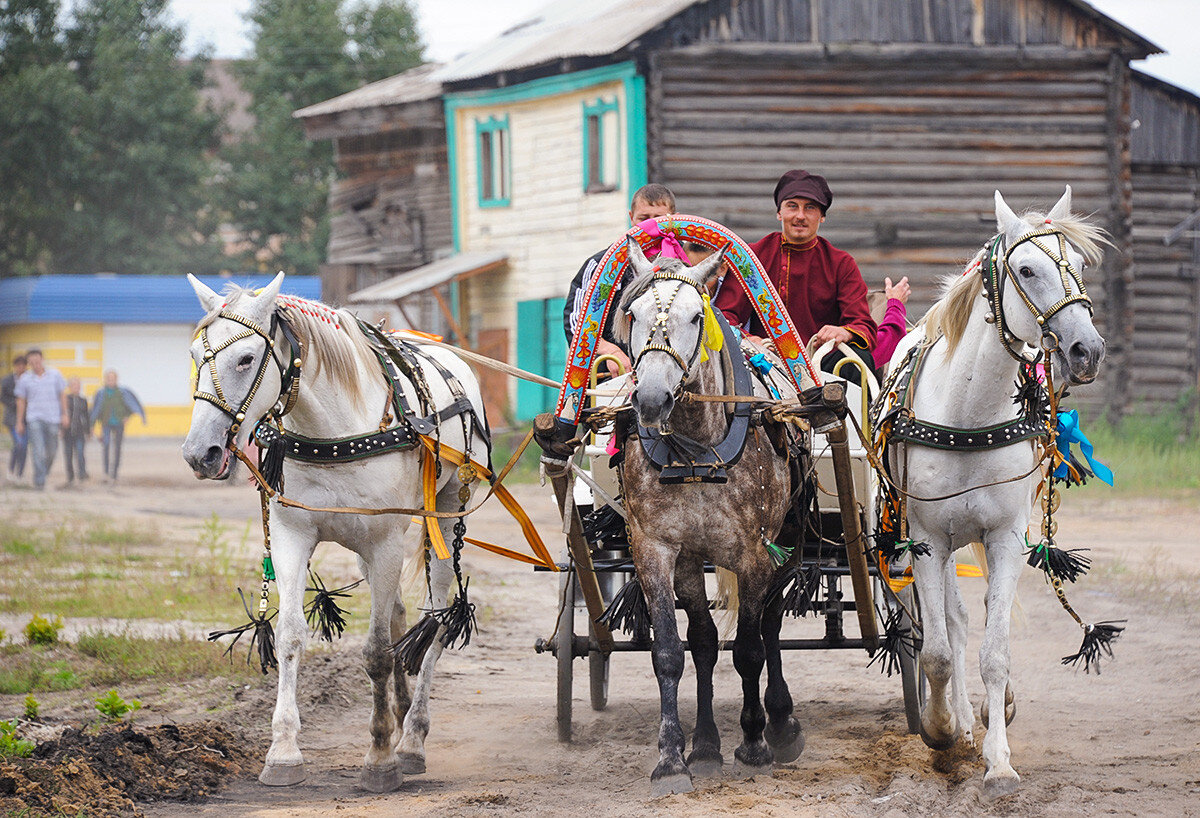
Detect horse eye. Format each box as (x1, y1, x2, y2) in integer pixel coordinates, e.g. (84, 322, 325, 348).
(1019, 266, 1034, 278)
(691, 313, 702, 324)
(236, 354, 254, 371)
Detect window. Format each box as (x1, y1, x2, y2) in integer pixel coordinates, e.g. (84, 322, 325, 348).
(582, 98, 620, 193)
(476, 115, 510, 207)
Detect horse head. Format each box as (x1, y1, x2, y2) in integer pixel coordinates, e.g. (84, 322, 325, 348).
(994, 187, 1107, 384)
(182, 272, 289, 479)
(614, 239, 725, 430)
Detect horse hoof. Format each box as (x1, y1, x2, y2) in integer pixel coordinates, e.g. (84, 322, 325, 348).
(765, 719, 805, 764)
(918, 723, 957, 752)
(687, 754, 724, 778)
(983, 769, 1021, 799)
(397, 752, 426, 775)
(650, 773, 693, 797)
(359, 763, 403, 793)
(259, 762, 307, 787)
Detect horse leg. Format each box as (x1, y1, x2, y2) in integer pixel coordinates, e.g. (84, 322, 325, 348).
(979, 532, 1024, 797)
(359, 534, 405, 793)
(637, 542, 691, 796)
(260, 526, 316, 786)
(732, 557, 773, 772)
(761, 586, 804, 763)
(395, 503, 459, 775)
(912, 536, 958, 751)
(674, 557, 722, 777)
(944, 557, 975, 746)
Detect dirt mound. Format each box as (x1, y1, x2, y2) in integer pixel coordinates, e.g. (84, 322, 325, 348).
(0, 721, 264, 817)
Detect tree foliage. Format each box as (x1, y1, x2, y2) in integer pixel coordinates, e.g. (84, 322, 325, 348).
(219, 0, 424, 273)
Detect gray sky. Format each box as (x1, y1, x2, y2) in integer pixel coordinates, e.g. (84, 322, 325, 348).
(169, 0, 1200, 97)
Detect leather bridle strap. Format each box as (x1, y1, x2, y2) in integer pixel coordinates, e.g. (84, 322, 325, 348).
(1003, 228, 1093, 329)
(631, 270, 707, 386)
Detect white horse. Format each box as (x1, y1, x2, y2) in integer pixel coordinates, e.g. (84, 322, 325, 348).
(182, 273, 488, 792)
(885, 187, 1107, 796)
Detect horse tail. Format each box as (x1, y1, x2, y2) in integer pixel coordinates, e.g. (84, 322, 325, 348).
(401, 534, 429, 606)
(714, 567, 739, 642)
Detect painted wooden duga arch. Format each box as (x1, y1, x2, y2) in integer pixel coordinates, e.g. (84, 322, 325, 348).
(556, 214, 821, 423)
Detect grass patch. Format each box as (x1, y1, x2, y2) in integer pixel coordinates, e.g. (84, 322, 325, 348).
(0, 632, 260, 694)
(1074, 396, 1200, 495)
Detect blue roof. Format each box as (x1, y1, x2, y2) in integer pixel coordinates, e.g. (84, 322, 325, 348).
(0, 274, 323, 325)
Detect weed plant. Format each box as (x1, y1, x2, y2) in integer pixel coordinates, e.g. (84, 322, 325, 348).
(1077, 394, 1200, 495)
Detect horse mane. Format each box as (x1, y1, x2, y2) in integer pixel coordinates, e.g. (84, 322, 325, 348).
(612, 256, 694, 347)
(197, 287, 376, 407)
(920, 209, 1110, 358)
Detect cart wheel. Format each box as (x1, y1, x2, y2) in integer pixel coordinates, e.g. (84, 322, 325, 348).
(588, 628, 609, 712)
(555, 569, 576, 743)
(897, 585, 926, 735)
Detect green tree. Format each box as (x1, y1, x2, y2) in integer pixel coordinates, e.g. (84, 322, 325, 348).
(220, 0, 424, 273)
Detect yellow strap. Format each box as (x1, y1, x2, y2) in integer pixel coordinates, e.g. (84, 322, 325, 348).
(884, 560, 983, 592)
(421, 447, 451, 560)
(463, 537, 551, 567)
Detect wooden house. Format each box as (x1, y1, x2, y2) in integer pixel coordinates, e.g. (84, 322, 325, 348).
(301, 0, 1200, 422)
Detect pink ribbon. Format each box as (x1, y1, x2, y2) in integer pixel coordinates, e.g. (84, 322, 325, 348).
(636, 218, 690, 263)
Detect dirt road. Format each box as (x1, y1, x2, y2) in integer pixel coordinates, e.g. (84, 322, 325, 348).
(4, 439, 1199, 817)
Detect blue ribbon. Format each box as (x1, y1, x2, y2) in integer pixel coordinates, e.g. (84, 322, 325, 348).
(747, 352, 781, 399)
(1054, 410, 1114, 486)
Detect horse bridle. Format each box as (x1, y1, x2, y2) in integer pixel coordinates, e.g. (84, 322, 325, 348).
(630, 268, 708, 391)
(193, 309, 302, 438)
(982, 228, 1092, 362)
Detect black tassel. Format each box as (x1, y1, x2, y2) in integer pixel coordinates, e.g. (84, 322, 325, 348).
(1026, 540, 1091, 583)
(868, 606, 921, 677)
(1061, 621, 1125, 674)
(392, 614, 439, 676)
(581, 503, 628, 548)
(256, 424, 287, 493)
(208, 588, 278, 674)
(1059, 451, 1094, 487)
(597, 576, 651, 641)
(304, 573, 363, 642)
(767, 563, 822, 618)
(436, 579, 478, 651)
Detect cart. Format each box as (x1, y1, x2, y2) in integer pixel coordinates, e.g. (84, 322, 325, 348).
(534, 347, 925, 743)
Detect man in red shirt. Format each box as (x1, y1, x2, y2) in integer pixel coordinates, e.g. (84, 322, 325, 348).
(716, 169, 877, 380)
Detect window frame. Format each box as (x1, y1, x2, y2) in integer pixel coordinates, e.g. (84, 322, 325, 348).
(582, 97, 620, 194)
(476, 115, 511, 208)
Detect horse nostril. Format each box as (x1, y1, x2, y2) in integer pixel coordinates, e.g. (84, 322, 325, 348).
(202, 445, 224, 468)
(1068, 341, 1090, 366)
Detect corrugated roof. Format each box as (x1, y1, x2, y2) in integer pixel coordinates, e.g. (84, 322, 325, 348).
(431, 0, 700, 84)
(347, 252, 507, 303)
(294, 63, 444, 119)
(0, 274, 322, 326)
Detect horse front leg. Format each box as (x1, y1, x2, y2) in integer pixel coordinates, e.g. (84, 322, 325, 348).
(944, 557, 975, 746)
(359, 532, 405, 793)
(912, 534, 958, 751)
(637, 542, 691, 796)
(260, 522, 316, 786)
(979, 531, 1024, 797)
(732, 558, 773, 772)
(674, 557, 722, 777)
(761, 584, 804, 763)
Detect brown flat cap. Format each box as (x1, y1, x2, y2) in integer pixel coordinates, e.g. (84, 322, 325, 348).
(773, 169, 833, 212)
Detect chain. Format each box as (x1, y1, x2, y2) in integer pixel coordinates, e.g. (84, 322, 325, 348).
(452, 502, 468, 595)
(257, 490, 274, 617)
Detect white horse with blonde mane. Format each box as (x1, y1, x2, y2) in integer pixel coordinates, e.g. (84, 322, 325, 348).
(182, 273, 488, 792)
(885, 187, 1107, 796)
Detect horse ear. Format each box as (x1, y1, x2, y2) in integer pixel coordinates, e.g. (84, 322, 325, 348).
(994, 190, 1029, 243)
(187, 274, 222, 313)
(626, 237, 654, 276)
(253, 271, 286, 304)
(1047, 185, 1073, 222)
(690, 244, 727, 289)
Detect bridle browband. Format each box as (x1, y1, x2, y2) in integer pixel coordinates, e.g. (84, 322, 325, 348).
(193, 309, 302, 438)
(983, 227, 1092, 362)
(630, 268, 708, 390)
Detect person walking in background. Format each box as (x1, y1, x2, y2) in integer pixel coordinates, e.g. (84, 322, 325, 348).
(62, 376, 90, 487)
(14, 349, 67, 490)
(873, 275, 912, 371)
(2, 354, 29, 480)
(90, 369, 145, 483)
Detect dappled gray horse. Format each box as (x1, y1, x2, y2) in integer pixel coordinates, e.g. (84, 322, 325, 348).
(612, 241, 808, 795)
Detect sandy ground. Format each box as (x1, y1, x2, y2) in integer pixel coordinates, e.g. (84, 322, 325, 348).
(3, 438, 1199, 817)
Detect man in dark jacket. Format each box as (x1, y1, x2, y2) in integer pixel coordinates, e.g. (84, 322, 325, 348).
(90, 369, 146, 483)
(1, 354, 28, 479)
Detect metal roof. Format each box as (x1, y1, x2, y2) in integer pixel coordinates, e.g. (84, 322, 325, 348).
(294, 63, 444, 119)
(347, 252, 507, 303)
(431, 0, 700, 84)
(0, 274, 322, 326)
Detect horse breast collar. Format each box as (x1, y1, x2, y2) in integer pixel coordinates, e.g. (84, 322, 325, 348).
(634, 310, 754, 483)
(875, 343, 1049, 452)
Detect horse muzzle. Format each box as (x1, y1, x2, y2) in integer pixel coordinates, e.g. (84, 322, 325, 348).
(1061, 336, 1106, 385)
(182, 438, 237, 480)
(631, 385, 675, 430)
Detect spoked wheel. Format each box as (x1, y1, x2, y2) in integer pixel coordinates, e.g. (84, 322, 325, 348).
(555, 568, 576, 743)
(897, 584, 926, 735)
(588, 635, 609, 711)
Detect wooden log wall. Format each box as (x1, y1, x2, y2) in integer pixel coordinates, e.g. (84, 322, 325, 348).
(648, 44, 1128, 410)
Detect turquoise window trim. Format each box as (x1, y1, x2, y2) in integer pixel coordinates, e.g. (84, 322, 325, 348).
(515, 296, 567, 421)
(444, 61, 648, 252)
(582, 97, 620, 193)
(475, 114, 511, 209)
